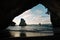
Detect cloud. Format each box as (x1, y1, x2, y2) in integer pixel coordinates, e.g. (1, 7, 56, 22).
(35, 10, 43, 14)
(13, 10, 33, 25)
(32, 10, 43, 16)
(13, 9, 51, 25)
(21, 10, 32, 18)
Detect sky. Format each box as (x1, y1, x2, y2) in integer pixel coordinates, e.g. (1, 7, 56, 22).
(13, 4, 51, 25)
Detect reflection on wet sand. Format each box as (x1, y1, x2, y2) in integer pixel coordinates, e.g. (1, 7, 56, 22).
(10, 31, 53, 37)
(7, 25, 53, 37)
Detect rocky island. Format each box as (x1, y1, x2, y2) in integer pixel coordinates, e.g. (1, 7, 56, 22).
(39, 23, 41, 26)
(19, 18, 27, 26)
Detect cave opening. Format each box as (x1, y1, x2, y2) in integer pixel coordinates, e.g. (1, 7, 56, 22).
(6, 4, 54, 38)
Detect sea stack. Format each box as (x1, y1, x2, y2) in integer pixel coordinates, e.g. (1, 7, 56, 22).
(39, 23, 41, 26)
(19, 18, 27, 26)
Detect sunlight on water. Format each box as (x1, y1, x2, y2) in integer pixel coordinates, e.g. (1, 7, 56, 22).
(7, 25, 54, 37)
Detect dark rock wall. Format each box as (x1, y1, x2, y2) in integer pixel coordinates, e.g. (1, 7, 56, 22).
(0, 0, 60, 37)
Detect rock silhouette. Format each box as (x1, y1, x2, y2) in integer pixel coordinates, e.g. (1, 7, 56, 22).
(39, 23, 41, 26)
(10, 22, 16, 26)
(19, 18, 27, 26)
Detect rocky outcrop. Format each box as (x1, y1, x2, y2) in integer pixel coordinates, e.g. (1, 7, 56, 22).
(19, 18, 27, 26)
(39, 23, 41, 26)
(10, 22, 16, 26)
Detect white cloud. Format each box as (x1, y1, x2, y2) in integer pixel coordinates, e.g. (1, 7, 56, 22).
(13, 9, 51, 25)
(35, 10, 43, 14)
(21, 10, 32, 18)
(32, 10, 43, 16)
(13, 10, 33, 25)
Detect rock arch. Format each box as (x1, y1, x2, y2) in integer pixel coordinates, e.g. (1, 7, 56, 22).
(0, 0, 60, 37)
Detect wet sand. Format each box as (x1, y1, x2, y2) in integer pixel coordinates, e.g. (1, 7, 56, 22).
(10, 31, 53, 37)
(7, 25, 53, 37)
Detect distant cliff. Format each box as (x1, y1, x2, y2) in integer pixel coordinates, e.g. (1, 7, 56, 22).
(19, 18, 27, 26)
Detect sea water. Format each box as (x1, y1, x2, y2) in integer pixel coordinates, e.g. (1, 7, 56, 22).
(6, 25, 54, 37)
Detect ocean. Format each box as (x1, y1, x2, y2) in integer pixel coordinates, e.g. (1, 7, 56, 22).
(6, 24, 54, 37)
